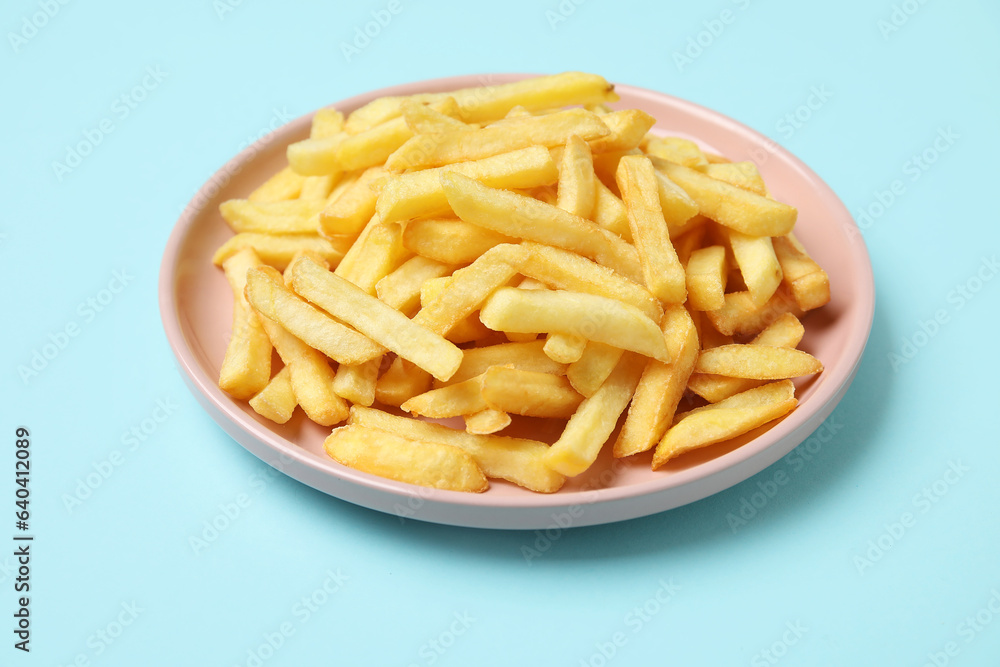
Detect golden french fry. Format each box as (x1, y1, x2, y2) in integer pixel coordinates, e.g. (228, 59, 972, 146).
(401, 377, 487, 418)
(334, 219, 410, 293)
(555, 135, 596, 218)
(592, 179, 632, 241)
(652, 158, 797, 237)
(704, 152, 731, 164)
(706, 286, 803, 337)
(220, 199, 324, 234)
(401, 98, 467, 133)
(566, 342, 624, 398)
(480, 367, 583, 418)
(727, 229, 782, 307)
(654, 171, 700, 236)
(287, 134, 347, 176)
(691, 308, 734, 350)
(289, 256, 463, 381)
(590, 109, 656, 154)
(652, 381, 797, 468)
(299, 174, 338, 200)
(614, 305, 699, 458)
(348, 406, 565, 493)
(402, 218, 516, 265)
(377, 146, 559, 224)
(772, 233, 831, 311)
(245, 265, 384, 364)
(318, 166, 386, 238)
(248, 166, 307, 202)
(464, 408, 511, 435)
(212, 233, 351, 270)
(332, 359, 382, 407)
(686, 245, 728, 311)
(480, 287, 670, 361)
(442, 172, 642, 283)
(672, 223, 707, 267)
(688, 313, 803, 402)
(375, 255, 455, 316)
(386, 108, 610, 171)
(249, 366, 296, 424)
(439, 340, 567, 387)
(543, 333, 587, 364)
(617, 155, 686, 303)
(334, 116, 413, 172)
(375, 358, 431, 407)
(219, 249, 272, 399)
(543, 352, 646, 476)
(310, 108, 344, 138)
(705, 161, 767, 196)
(644, 136, 709, 170)
(325, 424, 489, 493)
(695, 342, 822, 380)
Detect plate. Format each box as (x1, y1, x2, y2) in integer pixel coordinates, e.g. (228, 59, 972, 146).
(159, 74, 874, 530)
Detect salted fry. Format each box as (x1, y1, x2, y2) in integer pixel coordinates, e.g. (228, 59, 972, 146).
(402, 377, 487, 418)
(248, 166, 307, 202)
(439, 340, 567, 387)
(464, 409, 511, 435)
(644, 136, 709, 170)
(695, 344, 822, 380)
(334, 220, 410, 293)
(310, 108, 344, 138)
(480, 367, 583, 418)
(705, 286, 803, 337)
(566, 342, 624, 398)
(590, 109, 656, 154)
(375, 358, 431, 407)
(212, 233, 351, 270)
(318, 166, 386, 238)
(332, 359, 382, 407)
(219, 249, 272, 399)
(727, 229, 782, 307)
(772, 233, 831, 311)
(402, 218, 516, 265)
(249, 366, 296, 424)
(220, 199, 324, 234)
(592, 179, 632, 241)
(555, 135, 596, 218)
(685, 245, 728, 311)
(287, 134, 347, 176)
(543, 333, 587, 364)
(705, 161, 767, 196)
(375, 256, 455, 316)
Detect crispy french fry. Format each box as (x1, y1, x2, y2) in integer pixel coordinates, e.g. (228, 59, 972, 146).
(318, 166, 386, 238)
(220, 199, 325, 234)
(555, 135, 596, 218)
(402, 377, 487, 418)
(375, 358, 431, 407)
(686, 245, 728, 311)
(219, 249, 272, 399)
(334, 220, 410, 293)
(480, 367, 583, 418)
(772, 233, 831, 311)
(695, 344, 823, 380)
(592, 179, 632, 241)
(590, 109, 656, 154)
(375, 255, 455, 316)
(290, 257, 463, 381)
(299, 174, 338, 200)
(401, 98, 467, 134)
(543, 352, 646, 476)
(311, 108, 345, 139)
(480, 287, 669, 361)
(439, 340, 567, 387)
(287, 134, 347, 176)
(614, 305, 699, 458)
(672, 223, 707, 267)
(705, 286, 803, 337)
(464, 408, 511, 435)
(705, 161, 767, 196)
(402, 218, 516, 265)
(248, 166, 307, 202)
(334, 116, 414, 172)
(644, 136, 709, 170)
(348, 406, 565, 493)
(652, 381, 797, 468)
(543, 333, 587, 364)
(566, 342, 624, 398)
(332, 358, 382, 407)
(212, 233, 351, 270)
(727, 229, 782, 307)
(617, 155, 686, 303)
(654, 171, 700, 236)
(325, 424, 489, 493)
(248, 365, 297, 424)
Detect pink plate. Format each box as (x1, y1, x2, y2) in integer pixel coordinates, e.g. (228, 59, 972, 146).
(159, 74, 874, 529)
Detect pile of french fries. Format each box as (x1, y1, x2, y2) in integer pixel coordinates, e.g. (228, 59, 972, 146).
(212, 72, 830, 494)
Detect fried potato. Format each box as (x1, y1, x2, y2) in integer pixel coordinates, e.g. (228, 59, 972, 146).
(772, 233, 831, 311)
(480, 367, 583, 418)
(402, 218, 516, 265)
(299, 174, 338, 200)
(375, 358, 431, 407)
(287, 134, 347, 176)
(704, 161, 767, 196)
(592, 179, 632, 241)
(695, 343, 823, 380)
(220, 199, 325, 234)
(438, 340, 567, 387)
(249, 366, 297, 424)
(543, 352, 646, 476)
(248, 166, 307, 202)
(480, 287, 669, 361)
(334, 219, 410, 293)
(727, 229, 783, 307)
(464, 408, 511, 435)
(566, 341, 624, 398)
(219, 249, 272, 399)
(325, 424, 489, 493)
(212, 233, 351, 270)
(543, 332, 587, 364)
(349, 406, 564, 493)
(310, 108, 344, 138)
(555, 135, 596, 218)
(705, 286, 803, 337)
(334, 116, 414, 172)
(685, 245, 727, 311)
(332, 359, 381, 407)
(652, 380, 797, 468)
(318, 166, 386, 238)
(401, 98, 467, 134)
(614, 305, 699, 458)
(617, 155, 686, 303)
(654, 171, 700, 237)
(644, 136, 709, 170)
(402, 377, 487, 419)
(589, 109, 656, 154)
(375, 255, 455, 316)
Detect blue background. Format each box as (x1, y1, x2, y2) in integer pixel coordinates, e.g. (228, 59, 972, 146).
(3, 1, 999, 665)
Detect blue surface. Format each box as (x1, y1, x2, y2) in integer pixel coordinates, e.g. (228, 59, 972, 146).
(3, 1, 999, 664)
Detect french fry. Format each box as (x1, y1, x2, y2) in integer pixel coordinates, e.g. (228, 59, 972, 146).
(377, 146, 559, 223)
(325, 424, 489, 493)
(555, 135, 596, 218)
(705, 286, 803, 337)
(464, 409, 511, 435)
(614, 305, 699, 458)
(685, 245, 728, 311)
(688, 312, 804, 402)
(479, 287, 669, 361)
(334, 220, 410, 293)
(672, 223, 707, 267)
(442, 172, 642, 283)
(590, 109, 656, 154)
(543, 333, 587, 364)
(617, 155, 686, 303)
(438, 340, 567, 387)
(695, 344, 823, 380)
(402, 218, 516, 265)
(299, 174, 338, 200)
(402, 377, 487, 418)
(287, 134, 347, 176)
(249, 366, 297, 424)
(401, 98, 467, 134)
(348, 406, 565, 493)
(375, 358, 431, 407)
(654, 171, 700, 236)
(480, 367, 583, 418)
(644, 136, 709, 170)
(248, 166, 306, 202)
(652, 158, 797, 237)
(332, 358, 382, 407)
(592, 179, 632, 241)
(566, 342, 624, 398)
(727, 229, 782, 307)
(334, 116, 414, 172)
(318, 166, 386, 238)
(386, 108, 610, 171)
(705, 161, 767, 196)
(245, 266, 385, 364)
(652, 381, 797, 468)
(289, 256, 463, 381)
(218, 249, 272, 399)
(691, 308, 733, 350)
(220, 199, 325, 234)
(375, 255, 455, 316)
(772, 233, 831, 311)
(543, 352, 646, 476)
(212, 233, 351, 270)
(310, 108, 345, 139)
